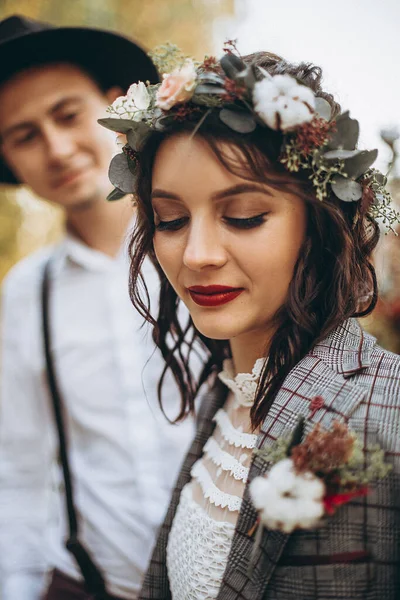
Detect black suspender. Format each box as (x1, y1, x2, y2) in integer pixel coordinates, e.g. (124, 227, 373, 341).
(41, 259, 111, 600)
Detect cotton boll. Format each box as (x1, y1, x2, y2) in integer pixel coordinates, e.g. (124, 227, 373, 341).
(249, 477, 273, 510)
(293, 472, 325, 501)
(253, 74, 316, 132)
(268, 458, 297, 493)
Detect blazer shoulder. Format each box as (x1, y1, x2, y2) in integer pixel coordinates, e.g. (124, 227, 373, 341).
(355, 341, 400, 402)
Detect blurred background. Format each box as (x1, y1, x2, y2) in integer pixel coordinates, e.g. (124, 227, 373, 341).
(0, 0, 399, 352)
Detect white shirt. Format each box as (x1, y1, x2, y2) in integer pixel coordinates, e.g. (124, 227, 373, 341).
(0, 231, 195, 600)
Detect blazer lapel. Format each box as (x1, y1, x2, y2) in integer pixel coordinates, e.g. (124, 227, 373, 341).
(218, 319, 374, 600)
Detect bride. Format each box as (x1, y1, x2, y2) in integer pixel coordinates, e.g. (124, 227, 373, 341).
(101, 44, 400, 600)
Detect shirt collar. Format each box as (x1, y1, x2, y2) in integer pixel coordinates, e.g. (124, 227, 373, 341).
(52, 219, 135, 275)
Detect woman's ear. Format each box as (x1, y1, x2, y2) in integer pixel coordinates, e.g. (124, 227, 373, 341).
(106, 86, 124, 103)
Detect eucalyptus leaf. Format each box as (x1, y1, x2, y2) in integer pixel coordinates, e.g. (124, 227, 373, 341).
(325, 111, 359, 151)
(220, 53, 246, 80)
(331, 175, 362, 202)
(194, 83, 226, 95)
(314, 97, 332, 121)
(126, 122, 150, 150)
(235, 64, 257, 90)
(197, 72, 225, 86)
(107, 187, 126, 201)
(219, 108, 257, 133)
(97, 118, 134, 134)
(341, 149, 378, 179)
(323, 149, 360, 161)
(154, 114, 176, 131)
(108, 153, 136, 194)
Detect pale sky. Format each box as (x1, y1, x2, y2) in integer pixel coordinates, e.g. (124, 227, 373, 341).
(213, 0, 400, 172)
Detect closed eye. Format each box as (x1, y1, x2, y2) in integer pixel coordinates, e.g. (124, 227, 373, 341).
(155, 216, 189, 231)
(224, 212, 269, 229)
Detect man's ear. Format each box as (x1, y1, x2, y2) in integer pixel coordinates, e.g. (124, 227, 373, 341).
(106, 86, 124, 103)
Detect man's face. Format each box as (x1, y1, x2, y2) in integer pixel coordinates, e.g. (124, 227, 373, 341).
(0, 63, 118, 209)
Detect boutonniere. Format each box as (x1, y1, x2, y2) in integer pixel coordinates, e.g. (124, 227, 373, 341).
(247, 416, 391, 571)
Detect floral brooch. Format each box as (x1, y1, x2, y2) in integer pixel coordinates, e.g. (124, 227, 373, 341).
(249, 417, 391, 535)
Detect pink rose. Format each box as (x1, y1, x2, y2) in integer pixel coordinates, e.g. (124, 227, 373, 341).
(156, 60, 197, 111)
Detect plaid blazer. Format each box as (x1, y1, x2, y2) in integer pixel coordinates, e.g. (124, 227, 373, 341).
(139, 319, 400, 600)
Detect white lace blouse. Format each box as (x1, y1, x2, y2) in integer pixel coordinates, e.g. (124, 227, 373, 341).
(166, 359, 265, 600)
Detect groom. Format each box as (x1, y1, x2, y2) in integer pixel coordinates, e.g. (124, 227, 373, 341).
(0, 15, 195, 600)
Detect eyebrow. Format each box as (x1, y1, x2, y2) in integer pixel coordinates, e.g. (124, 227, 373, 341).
(1, 96, 85, 142)
(151, 182, 272, 201)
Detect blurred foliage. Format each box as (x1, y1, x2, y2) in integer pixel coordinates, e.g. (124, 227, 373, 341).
(0, 0, 233, 282)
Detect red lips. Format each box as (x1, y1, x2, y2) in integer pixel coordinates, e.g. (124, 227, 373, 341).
(188, 285, 244, 307)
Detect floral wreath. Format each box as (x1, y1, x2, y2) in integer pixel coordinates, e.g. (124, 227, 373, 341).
(99, 41, 400, 233)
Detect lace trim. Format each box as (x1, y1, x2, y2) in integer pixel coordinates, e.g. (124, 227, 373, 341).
(218, 357, 267, 408)
(191, 460, 242, 512)
(214, 409, 257, 449)
(203, 437, 250, 482)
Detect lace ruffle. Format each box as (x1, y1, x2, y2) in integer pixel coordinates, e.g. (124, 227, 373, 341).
(203, 437, 250, 482)
(218, 357, 267, 408)
(214, 409, 257, 449)
(191, 460, 242, 512)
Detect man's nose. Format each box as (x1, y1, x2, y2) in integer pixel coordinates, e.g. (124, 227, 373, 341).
(43, 126, 75, 163)
(183, 219, 227, 271)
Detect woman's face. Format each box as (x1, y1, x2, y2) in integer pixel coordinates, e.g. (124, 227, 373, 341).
(151, 133, 307, 350)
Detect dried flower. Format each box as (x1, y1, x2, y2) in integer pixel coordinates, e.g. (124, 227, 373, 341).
(294, 118, 336, 155)
(201, 56, 220, 72)
(222, 78, 246, 103)
(292, 421, 355, 475)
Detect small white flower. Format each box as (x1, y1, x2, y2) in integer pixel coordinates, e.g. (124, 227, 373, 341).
(249, 458, 325, 533)
(127, 81, 150, 111)
(109, 81, 150, 119)
(253, 74, 316, 132)
(110, 95, 129, 115)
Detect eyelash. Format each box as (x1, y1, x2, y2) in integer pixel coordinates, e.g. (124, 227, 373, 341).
(155, 212, 269, 232)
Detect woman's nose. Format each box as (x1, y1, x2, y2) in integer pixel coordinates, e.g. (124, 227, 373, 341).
(183, 218, 227, 271)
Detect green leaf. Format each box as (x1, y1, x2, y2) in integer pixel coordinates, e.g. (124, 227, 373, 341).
(126, 122, 150, 150)
(107, 187, 126, 201)
(331, 175, 362, 202)
(342, 149, 378, 179)
(97, 118, 134, 134)
(194, 83, 226, 96)
(314, 97, 332, 121)
(323, 149, 360, 161)
(197, 72, 225, 86)
(235, 63, 257, 90)
(325, 111, 359, 151)
(286, 416, 305, 455)
(219, 108, 256, 133)
(220, 53, 246, 80)
(108, 153, 136, 194)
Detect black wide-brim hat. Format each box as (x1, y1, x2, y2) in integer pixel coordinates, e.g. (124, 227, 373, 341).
(0, 15, 159, 185)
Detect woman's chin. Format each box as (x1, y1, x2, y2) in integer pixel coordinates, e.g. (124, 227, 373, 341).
(191, 317, 239, 341)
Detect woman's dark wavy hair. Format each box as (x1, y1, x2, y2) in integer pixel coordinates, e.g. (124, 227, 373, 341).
(128, 51, 380, 429)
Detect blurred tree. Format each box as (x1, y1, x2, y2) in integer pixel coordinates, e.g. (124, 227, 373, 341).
(0, 0, 234, 282)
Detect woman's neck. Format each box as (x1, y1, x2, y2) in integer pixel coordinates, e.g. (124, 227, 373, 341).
(229, 325, 275, 375)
